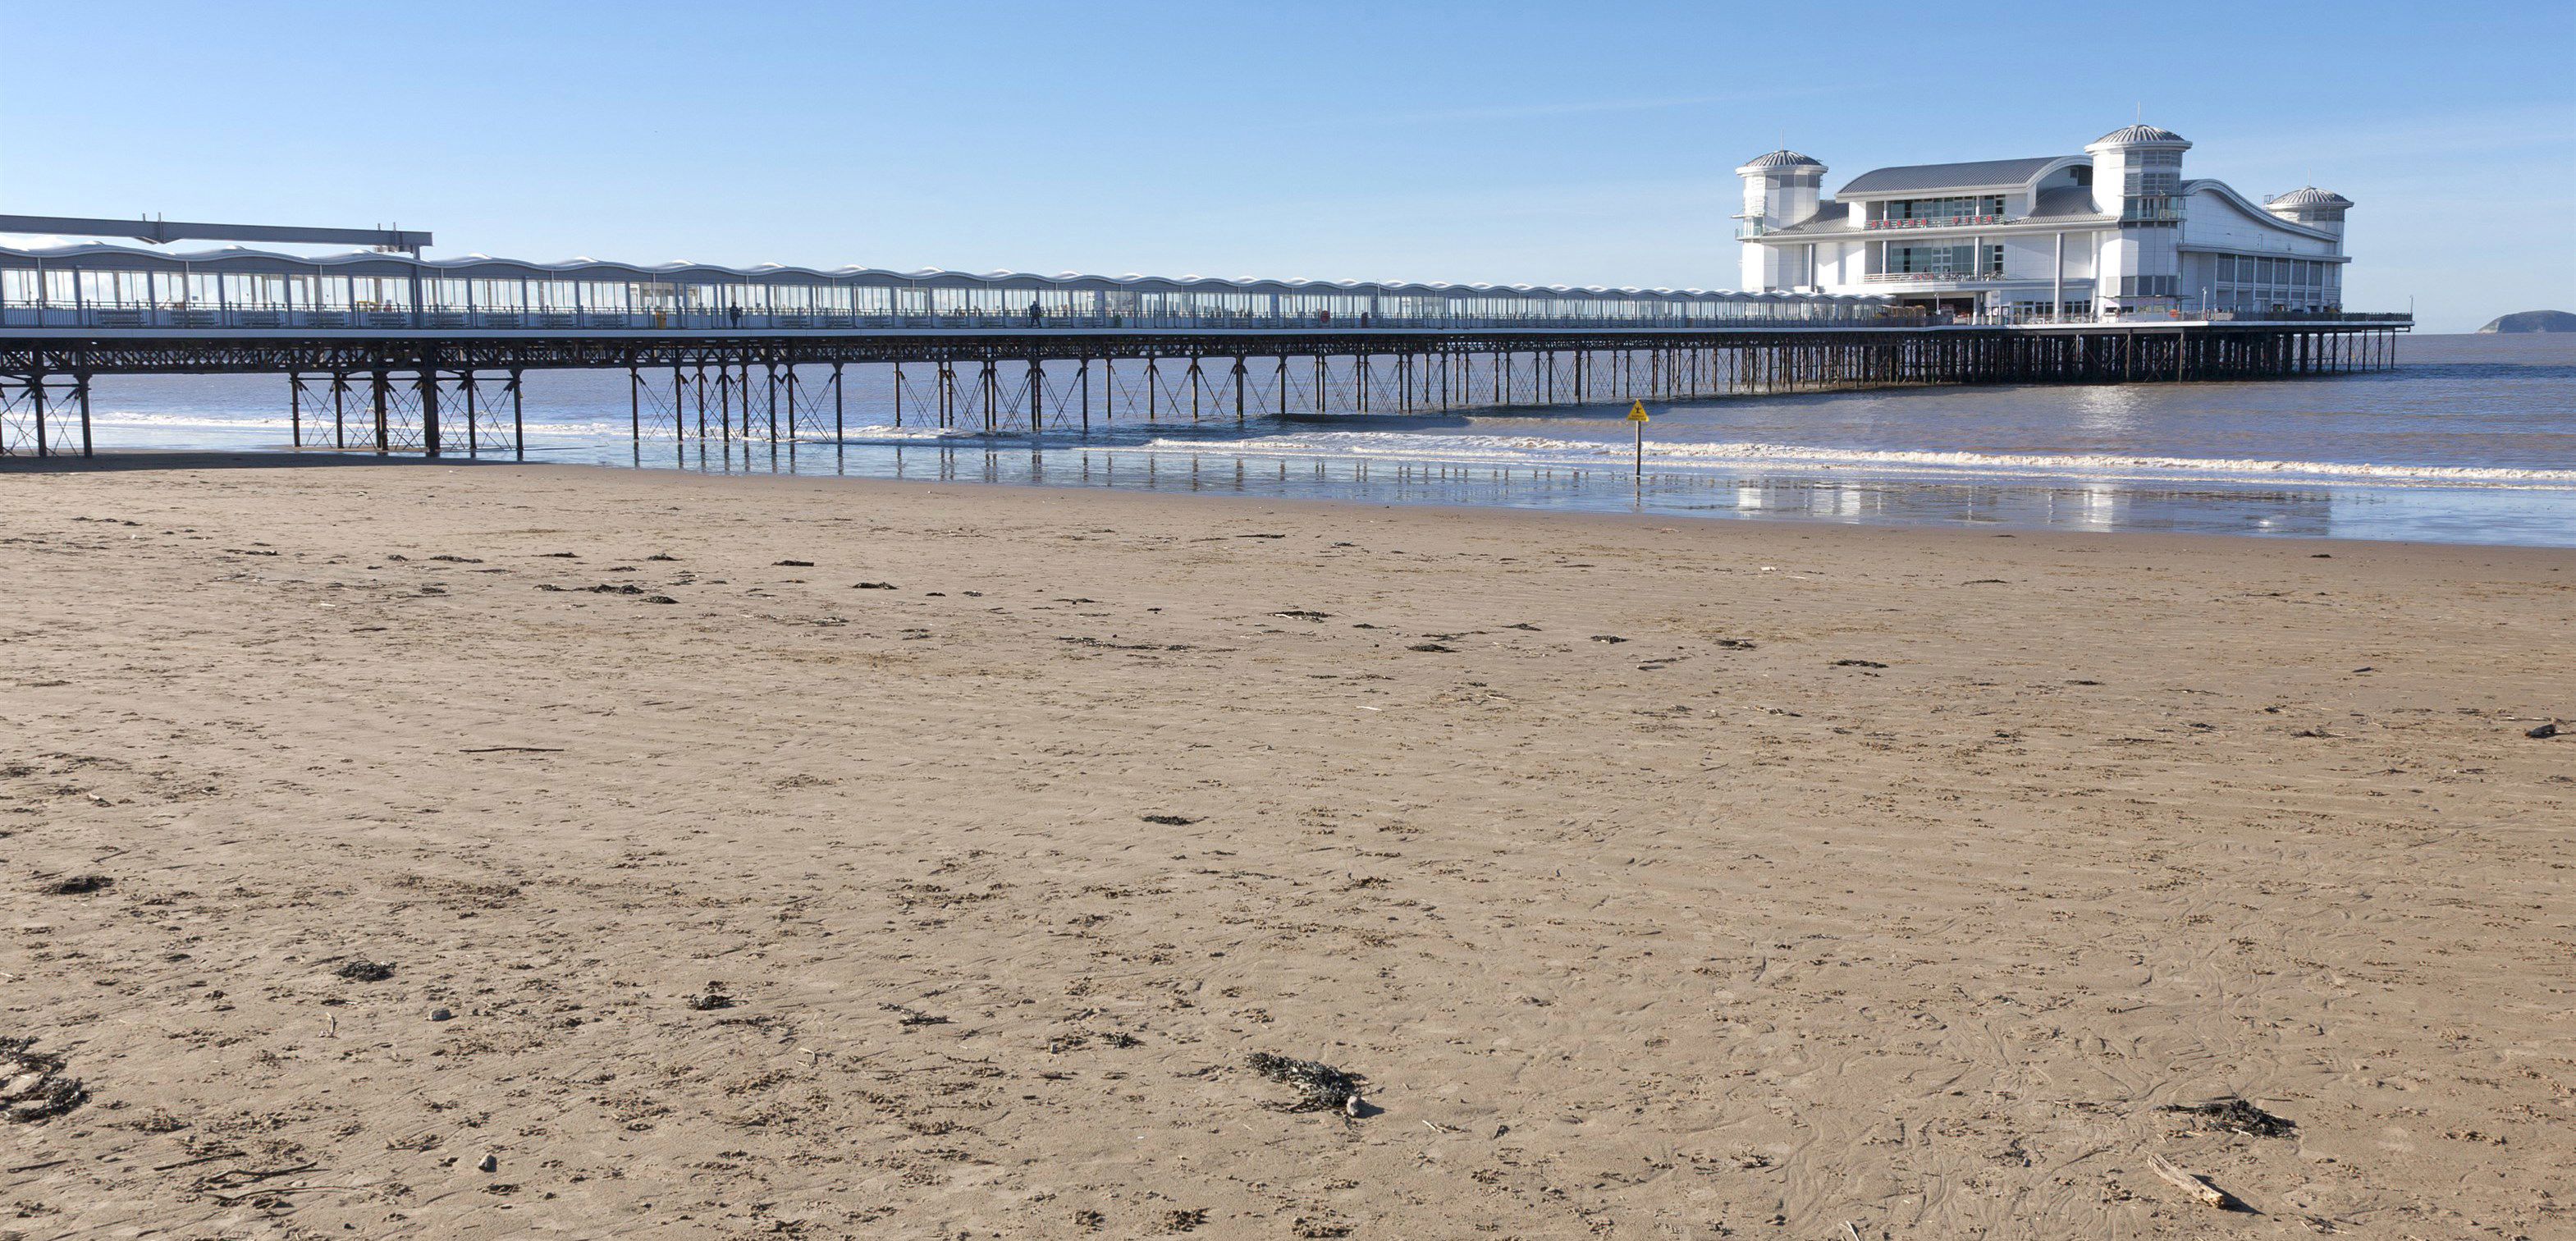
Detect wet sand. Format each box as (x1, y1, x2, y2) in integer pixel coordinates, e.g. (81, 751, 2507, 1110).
(3, 458, 2570, 1239)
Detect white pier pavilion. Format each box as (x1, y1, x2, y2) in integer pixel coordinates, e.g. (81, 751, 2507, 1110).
(1736, 126, 2354, 322)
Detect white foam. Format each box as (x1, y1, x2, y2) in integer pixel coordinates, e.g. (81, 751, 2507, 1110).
(822, 424, 986, 443)
(1092, 432, 2576, 488)
(91, 410, 300, 431)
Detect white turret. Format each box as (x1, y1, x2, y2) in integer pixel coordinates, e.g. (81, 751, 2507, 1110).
(2084, 124, 2191, 217)
(2084, 124, 2192, 310)
(1736, 149, 1825, 291)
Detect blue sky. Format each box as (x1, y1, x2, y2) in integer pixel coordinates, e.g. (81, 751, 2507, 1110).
(6, 0, 2569, 331)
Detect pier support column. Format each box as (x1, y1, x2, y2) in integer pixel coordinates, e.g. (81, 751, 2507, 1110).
(418, 347, 442, 457)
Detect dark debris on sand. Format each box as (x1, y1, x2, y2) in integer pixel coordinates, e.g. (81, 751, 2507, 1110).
(335, 959, 396, 982)
(39, 874, 113, 896)
(2161, 1097, 2296, 1138)
(1247, 1051, 1364, 1113)
(881, 1003, 949, 1028)
(1, 1037, 89, 1124)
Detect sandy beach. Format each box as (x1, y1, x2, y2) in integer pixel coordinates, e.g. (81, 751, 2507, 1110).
(2, 456, 2569, 1239)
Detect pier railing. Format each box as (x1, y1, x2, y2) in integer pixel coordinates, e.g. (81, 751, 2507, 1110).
(0, 304, 1910, 333)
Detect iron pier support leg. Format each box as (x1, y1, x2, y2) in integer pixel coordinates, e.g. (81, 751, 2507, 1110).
(510, 369, 524, 457)
(419, 347, 442, 458)
(833, 362, 845, 440)
(28, 369, 44, 457)
(1079, 359, 1091, 432)
(464, 369, 478, 456)
(291, 373, 303, 447)
(76, 372, 92, 458)
(1233, 357, 1247, 422)
(372, 369, 390, 455)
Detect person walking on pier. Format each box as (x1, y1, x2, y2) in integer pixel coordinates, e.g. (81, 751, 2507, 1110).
(727, 302, 742, 327)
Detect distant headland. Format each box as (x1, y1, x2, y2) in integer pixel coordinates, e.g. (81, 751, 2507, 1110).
(2477, 310, 2576, 333)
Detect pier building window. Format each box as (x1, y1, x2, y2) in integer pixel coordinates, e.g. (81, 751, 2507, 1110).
(2121, 151, 2183, 224)
(1873, 195, 2006, 229)
(1887, 243, 2005, 278)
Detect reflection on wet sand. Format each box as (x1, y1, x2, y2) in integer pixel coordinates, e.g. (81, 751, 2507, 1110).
(644, 437, 2358, 541)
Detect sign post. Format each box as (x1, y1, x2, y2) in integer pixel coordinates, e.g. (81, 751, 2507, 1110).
(1627, 400, 1649, 480)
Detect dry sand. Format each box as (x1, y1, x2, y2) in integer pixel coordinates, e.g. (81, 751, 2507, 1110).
(2, 457, 2570, 1239)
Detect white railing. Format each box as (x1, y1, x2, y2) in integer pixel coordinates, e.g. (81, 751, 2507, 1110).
(1865, 214, 2010, 230)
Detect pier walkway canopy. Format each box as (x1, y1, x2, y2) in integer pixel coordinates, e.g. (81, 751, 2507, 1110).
(0, 242, 1888, 334)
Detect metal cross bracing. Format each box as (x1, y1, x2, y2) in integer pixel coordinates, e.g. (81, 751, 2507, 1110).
(0, 371, 90, 457)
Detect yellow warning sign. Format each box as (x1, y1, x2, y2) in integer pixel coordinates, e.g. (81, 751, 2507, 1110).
(1626, 401, 1649, 423)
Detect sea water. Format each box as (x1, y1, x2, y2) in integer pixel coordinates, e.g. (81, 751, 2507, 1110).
(62, 334, 2576, 547)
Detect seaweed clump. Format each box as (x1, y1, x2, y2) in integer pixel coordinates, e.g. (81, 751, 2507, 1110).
(2, 1037, 89, 1124)
(2161, 1097, 2295, 1138)
(1247, 1052, 1363, 1113)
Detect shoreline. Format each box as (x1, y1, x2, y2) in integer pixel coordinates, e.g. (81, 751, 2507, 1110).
(9, 450, 2575, 553)
(6, 462, 2570, 1236)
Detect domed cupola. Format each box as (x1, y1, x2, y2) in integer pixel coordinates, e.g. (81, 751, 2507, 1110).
(2089, 123, 2190, 149)
(2266, 185, 2354, 234)
(1734, 149, 1825, 176)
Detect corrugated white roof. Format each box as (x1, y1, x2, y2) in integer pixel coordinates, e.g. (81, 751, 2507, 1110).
(0, 240, 1887, 304)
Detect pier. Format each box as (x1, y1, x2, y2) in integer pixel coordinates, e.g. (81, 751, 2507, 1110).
(0, 221, 2410, 458)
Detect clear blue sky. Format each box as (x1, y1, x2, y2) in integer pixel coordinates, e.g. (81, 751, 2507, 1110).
(6, 0, 2569, 331)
